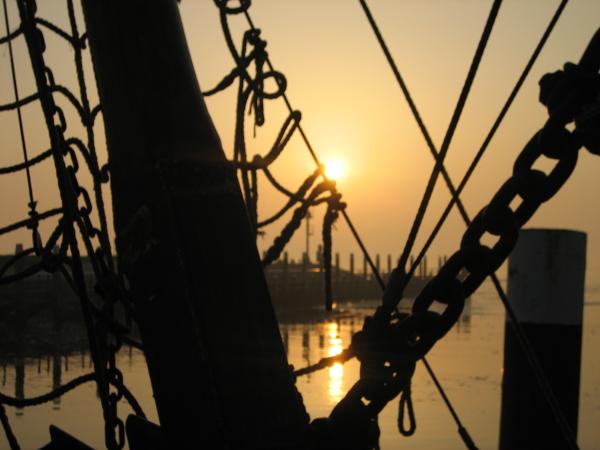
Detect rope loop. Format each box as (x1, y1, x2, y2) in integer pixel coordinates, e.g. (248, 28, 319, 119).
(397, 385, 416, 436)
(213, 0, 251, 14)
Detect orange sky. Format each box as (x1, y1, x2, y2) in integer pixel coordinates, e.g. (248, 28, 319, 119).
(1, 0, 600, 282)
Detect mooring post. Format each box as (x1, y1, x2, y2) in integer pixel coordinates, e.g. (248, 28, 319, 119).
(82, 1, 308, 448)
(500, 229, 585, 449)
(283, 251, 289, 295)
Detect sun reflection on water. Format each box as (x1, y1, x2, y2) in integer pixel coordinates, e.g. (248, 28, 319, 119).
(326, 322, 344, 402)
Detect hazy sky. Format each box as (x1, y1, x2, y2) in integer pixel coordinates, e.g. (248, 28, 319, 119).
(1, 0, 600, 282)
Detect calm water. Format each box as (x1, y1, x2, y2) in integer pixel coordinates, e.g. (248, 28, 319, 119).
(1, 280, 599, 449)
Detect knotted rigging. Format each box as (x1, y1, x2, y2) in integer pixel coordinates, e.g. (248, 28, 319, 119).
(208, 0, 347, 310)
(0, 1, 143, 449)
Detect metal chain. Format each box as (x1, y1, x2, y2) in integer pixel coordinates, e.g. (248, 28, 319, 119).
(354, 28, 600, 450)
(208, 2, 481, 448)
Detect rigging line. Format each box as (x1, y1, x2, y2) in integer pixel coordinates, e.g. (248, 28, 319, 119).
(0, 148, 53, 175)
(0, 372, 145, 418)
(66, 0, 114, 271)
(15, 2, 119, 448)
(241, 10, 383, 287)
(383, 2, 578, 444)
(358, 0, 472, 229)
(421, 359, 477, 450)
(0, 24, 20, 44)
(395, 0, 503, 275)
(360, 1, 577, 445)
(240, 6, 471, 442)
(360, 3, 501, 443)
(2, 0, 35, 210)
(407, 0, 569, 286)
(0, 207, 62, 236)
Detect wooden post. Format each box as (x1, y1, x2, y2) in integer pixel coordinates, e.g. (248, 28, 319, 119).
(335, 252, 340, 291)
(500, 229, 585, 449)
(316, 244, 322, 266)
(349, 253, 354, 275)
(386, 254, 391, 276)
(52, 353, 61, 409)
(14, 244, 25, 417)
(82, 2, 308, 448)
(283, 251, 289, 296)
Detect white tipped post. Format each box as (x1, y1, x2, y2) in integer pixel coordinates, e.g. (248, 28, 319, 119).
(500, 229, 585, 449)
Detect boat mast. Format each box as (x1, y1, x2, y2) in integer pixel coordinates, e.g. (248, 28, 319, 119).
(81, 1, 308, 448)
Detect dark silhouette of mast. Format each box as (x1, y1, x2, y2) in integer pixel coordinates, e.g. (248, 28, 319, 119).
(81, 1, 308, 448)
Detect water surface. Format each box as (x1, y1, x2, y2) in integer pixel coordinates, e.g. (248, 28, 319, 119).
(1, 280, 599, 449)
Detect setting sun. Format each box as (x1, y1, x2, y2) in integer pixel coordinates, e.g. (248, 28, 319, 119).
(324, 159, 345, 181)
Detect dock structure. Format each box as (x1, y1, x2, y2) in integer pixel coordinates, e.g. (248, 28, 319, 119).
(264, 252, 438, 310)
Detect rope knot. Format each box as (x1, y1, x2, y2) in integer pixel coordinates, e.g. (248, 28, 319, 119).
(251, 154, 265, 168)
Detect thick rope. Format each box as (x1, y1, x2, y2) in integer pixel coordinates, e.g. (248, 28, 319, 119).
(0, 373, 145, 418)
(237, 6, 470, 444)
(0, 402, 20, 450)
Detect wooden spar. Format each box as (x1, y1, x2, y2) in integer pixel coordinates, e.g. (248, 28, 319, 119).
(81, 1, 309, 448)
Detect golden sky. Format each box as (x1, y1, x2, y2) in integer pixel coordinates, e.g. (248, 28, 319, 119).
(1, 0, 600, 281)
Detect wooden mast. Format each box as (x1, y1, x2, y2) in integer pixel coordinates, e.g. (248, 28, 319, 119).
(81, 1, 308, 448)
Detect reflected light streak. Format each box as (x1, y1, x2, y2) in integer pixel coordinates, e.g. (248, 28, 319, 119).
(326, 322, 345, 402)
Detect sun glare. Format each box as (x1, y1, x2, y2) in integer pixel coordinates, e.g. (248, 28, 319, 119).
(324, 159, 345, 181)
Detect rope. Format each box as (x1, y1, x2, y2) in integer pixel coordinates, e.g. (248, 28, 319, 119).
(396, 0, 502, 275)
(0, 373, 95, 408)
(257, 169, 321, 228)
(262, 182, 335, 266)
(235, 6, 471, 445)
(406, 0, 569, 286)
(66, 0, 114, 271)
(0, 373, 145, 418)
(322, 199, 341, 311)
(358, 1, 580, 447)
(0, 25, 21, 45)
(356, 2, 502, 446)
(422, 359, 477, 450)
(7, 2, 135, 447)
(3, 0, 36, 215)
(358, 0, 473, 256)
(36, 17, 78, 46)
(293, 349, 354, 378)
(374, 2, 575, 445)
(0, 148, 53, 175)
(0, 207, 62, 237)
(0, 402, 20, 450)
(397, 385, 416, 437)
